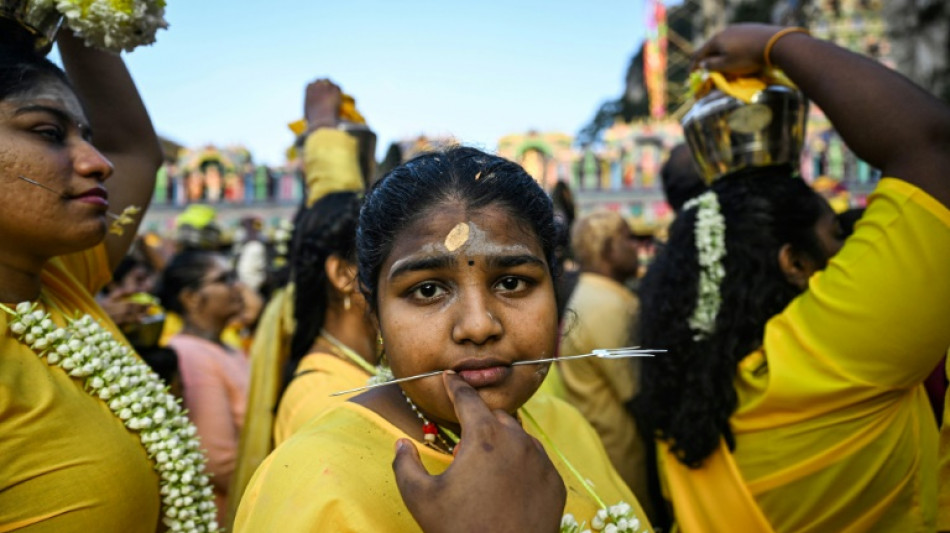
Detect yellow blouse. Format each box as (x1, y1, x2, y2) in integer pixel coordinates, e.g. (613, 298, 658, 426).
(235, 393, 651, 532)
(272, 352, 370, 446)
(661, 179, 950, 532)
(0, 245, 160, 532)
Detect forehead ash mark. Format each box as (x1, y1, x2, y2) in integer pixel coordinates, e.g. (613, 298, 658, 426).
(444, 222, 470, 252)
(10, 82, 88, 126)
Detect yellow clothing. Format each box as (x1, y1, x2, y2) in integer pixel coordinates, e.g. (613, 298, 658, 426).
(235, 394, 652, 532)
(534, 360, 568, 399)
(0, 244, 160, 532)
(273, 352, 370, 445)
(558, 273, 650, 518)
(228, 126, 362, 526)
(302, 128, 363, 207)
(939, 350, 950, 530)
(227, 284, 294, 527)
(662, 179, 950, 532)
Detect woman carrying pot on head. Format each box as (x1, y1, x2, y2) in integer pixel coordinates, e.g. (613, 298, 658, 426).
(234, 147, 655, 533)
(0, 27, 218, 533)
(635, 24, 950, 532)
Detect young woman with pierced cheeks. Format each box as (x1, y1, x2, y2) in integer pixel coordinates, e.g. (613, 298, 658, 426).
(235, 147, 653, 533)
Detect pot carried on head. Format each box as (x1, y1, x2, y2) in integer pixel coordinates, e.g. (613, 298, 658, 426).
(0, 0, 64, 53)
(682, 70, 808, 184)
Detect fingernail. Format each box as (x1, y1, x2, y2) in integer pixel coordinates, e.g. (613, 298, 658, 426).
(444, 369, 456, 375)
(395, 439, 408, 452)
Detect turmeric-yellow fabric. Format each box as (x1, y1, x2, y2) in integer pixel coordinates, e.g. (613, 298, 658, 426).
(302, 129, 363, 207)
(228, 126, 363, 526)
(235, 394, 652, 532)
(226, 284, 294, 527)
(661, 178, 950, 532)
(273, 352, 370, 446)
(938, 351, 950, 531)
(0, 244, 160, 532)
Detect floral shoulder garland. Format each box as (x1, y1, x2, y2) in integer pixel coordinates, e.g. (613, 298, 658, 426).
(1, 301, 218, 533)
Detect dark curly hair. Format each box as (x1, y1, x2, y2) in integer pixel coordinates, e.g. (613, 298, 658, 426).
(357, 146, 560, 316)
(283, 192, 362, 390)
(635, 166, 828, 467)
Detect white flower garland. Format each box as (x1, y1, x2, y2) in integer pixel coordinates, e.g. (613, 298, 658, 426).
(1, 301, 218, 533)
(683, 190, 726, 340)
(560, 502, 643, 533)
(33, 0, 168, 52)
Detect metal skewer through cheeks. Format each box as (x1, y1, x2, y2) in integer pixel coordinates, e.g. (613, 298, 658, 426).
(329, 347, 666, 397)
(17, 175, 124, 221)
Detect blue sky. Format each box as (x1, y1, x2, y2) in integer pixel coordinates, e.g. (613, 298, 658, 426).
(108, 1, 651, 165)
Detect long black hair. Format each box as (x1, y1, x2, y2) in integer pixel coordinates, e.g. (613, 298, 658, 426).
(635, 166, 828, 467)
(282, 192, 362, 389)
(356, 146, 560, 315)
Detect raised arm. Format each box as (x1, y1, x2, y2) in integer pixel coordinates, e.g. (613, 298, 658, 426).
(57, 30, 163, 271)
(694, 23, 950, 208)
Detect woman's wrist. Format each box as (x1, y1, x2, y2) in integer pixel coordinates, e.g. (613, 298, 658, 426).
(763, 26, 811, 70)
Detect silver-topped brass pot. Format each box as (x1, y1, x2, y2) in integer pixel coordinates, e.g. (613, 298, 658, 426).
(682, 80, 808, 183)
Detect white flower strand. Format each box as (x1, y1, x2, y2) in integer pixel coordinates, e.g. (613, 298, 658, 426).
(683, 190, 727, 340)
(2, 301, 218, 533)
(560, 502, 643, 533)
(30, 0, 168, 52)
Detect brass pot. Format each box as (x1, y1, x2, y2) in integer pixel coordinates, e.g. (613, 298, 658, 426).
(0, 0, 63, 54)
(681, 83, 808, 183)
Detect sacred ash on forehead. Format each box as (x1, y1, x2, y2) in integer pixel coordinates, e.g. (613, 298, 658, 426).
(11, 81, 88, 127)
(443, 222, 470, 252)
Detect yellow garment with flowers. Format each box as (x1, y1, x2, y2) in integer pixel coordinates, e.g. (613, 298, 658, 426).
(273, 352, 371, 446)
(0, 244, 160, 532)
(234, 394, 652, 532)
(660, 179, 950, 532)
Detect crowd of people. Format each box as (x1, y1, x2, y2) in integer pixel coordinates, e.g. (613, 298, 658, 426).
(1, 20, 949, 533)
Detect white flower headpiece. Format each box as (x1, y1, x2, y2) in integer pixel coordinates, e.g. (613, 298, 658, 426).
(683, 190, 726, 340)
(36, 0, 168, 52)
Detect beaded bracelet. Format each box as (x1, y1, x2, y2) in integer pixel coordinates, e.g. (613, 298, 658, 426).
(764, 27, 810, 70)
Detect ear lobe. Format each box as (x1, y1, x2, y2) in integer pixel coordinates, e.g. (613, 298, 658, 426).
(324, 254, 358, 294)
(778, 243, 816, 289)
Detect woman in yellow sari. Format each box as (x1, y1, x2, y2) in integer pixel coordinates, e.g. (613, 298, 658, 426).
(272, 190, 378, 445)
(635, 24, 950, 532)
(0, 26, 217, 532)
(236, 147, 655, 532)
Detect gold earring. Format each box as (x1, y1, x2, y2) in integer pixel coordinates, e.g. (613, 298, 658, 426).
(344, 295, 351, 311)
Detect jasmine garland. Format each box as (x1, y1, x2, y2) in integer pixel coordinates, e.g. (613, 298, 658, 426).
(683, 190, 726, 340)
(0, 301, 218, 533)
